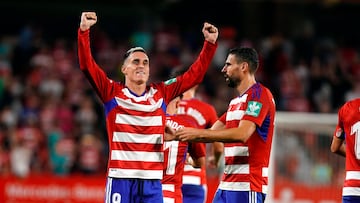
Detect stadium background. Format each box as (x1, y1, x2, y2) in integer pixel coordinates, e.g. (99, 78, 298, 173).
(0, 0, 359, 202)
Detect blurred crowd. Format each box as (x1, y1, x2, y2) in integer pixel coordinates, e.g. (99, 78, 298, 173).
(275, 128, 345, 186)
(0, 16, 359, 178)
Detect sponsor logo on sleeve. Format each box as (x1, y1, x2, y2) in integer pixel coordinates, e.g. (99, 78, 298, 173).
(245, 101, 262, 117)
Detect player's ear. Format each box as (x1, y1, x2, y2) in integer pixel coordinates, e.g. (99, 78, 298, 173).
(241, 62, 248, 71)
(121, 65, 126, 74)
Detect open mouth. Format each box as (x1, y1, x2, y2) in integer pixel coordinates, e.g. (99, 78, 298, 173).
(135, 71, 146, 76)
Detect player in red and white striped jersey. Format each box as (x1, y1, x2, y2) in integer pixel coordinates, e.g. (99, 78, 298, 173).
(331, 98, 360, 203)
(77, 12, 218, 203)
(178, 91, 218, 203)
(162, 96, 206, 203)
(170, 67, 219, 203)
(173, 47, 276, 203)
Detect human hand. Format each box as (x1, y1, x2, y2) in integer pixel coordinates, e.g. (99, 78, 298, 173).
(185, 153, 195, 166)
(206, 155, 217, 169)
(80, 12, 97, 31)
(164, 124, 177, 141)
(175, 127, 202, 142)
(202, 22, 218, 44)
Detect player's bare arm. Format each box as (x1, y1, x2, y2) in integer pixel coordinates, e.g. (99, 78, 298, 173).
(207, 120, 225, 168)
(188, 156, 206, 169)
(80, 12, 97, 31)
(176, 120, 256, 143)
(164, 124, 177, 141)
(330, 136, 346, 157)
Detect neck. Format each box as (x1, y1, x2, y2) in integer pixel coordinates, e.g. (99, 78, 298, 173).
(237, 75, 256, 95)
(126, 82, 147, 96)
(182, 89, 195, 100)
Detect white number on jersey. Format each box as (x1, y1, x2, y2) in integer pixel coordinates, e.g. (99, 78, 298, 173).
(352, 121, 360, 159)
(164, 141, 179, 175)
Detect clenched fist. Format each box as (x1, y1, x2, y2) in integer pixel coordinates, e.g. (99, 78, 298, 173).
(202, 22, 218, 45)
(80, 12, 97, 31)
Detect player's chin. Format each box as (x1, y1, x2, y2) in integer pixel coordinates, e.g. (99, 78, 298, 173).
(135, 76, 148, 83)
(134, 79, 147, 85)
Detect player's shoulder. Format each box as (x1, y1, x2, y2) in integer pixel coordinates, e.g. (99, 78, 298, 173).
(341, 98, 360, 113)
(248, 83, 274, 100)
(148, 82, 167, 93)
(347, 98, 360, 107)
(168, 114, 199, 128)
(341, 98, 357, 109)
(181, 98, 217, 113)
(258, 83, 274, 95)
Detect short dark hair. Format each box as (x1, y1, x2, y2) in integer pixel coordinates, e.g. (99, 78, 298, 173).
(123, 47, 146, 60)
(228, 47, 259, 73)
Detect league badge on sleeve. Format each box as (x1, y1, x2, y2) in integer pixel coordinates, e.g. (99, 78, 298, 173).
(245, 101, 262, 117)
(335, 127, 344, 139)
(164, 78, 177, 85)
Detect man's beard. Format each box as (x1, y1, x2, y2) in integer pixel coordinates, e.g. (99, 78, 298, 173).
(225, 75, 239, 88)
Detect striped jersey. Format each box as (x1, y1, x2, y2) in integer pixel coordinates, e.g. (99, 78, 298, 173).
(162, 114, 205, 203)
(77, 29, 217, 180)
(177, 99, 218, 186)
(334, 98, 360, 197)
(218, 83, 275, 193)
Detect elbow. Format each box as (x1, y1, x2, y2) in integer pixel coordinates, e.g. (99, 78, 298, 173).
(330, 145, 339, 154)
(240, 136, 250, 143)
(214, 150, 223, 159)
(193, 157, 206, 168)
(235, 134, 250, 143)
(330, 148, 337, 154)
(213, 142, 224, 155)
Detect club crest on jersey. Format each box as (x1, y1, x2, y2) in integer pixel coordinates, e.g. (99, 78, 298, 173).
(245, 101, 262, 117)
(149, 98, 156, 105)
(164, 78, 177, 85)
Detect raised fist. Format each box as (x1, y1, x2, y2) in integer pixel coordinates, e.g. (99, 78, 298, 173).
(80, 12, 97, 31)
(202, 22, 218, 44)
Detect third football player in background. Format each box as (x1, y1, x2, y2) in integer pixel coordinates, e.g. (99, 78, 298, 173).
(162, 95, 206, 203)
(170, 67, 219, 203)
(330, 98, 360, 203)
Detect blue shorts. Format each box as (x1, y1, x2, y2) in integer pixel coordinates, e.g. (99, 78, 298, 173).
(343, 195, 360, 203)
(213, 189, 266, 203)
(104, 177, 163, 203)
(182, 184, 206, 203)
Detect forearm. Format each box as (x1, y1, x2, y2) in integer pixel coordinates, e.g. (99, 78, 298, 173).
(77, 29, 112, 101)
(213, 142, 224, 167)
(197, 127, 249, 143)
(335, 144, 346, 157)
(191, 41, 217, 82)
(192, 157, 206, 168)
(330, 137, 346, 157)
